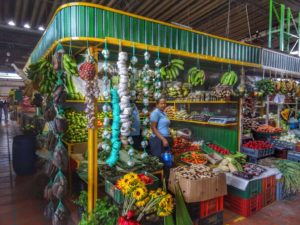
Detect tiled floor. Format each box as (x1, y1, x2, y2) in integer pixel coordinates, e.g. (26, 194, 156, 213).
(1, 119, 300, 225)
(0, 120, 77, 225)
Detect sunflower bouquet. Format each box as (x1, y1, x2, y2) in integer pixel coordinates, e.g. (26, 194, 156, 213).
(116, 172, 174, 225)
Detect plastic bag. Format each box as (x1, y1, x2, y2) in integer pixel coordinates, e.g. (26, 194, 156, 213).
(52, 201, 67, 225)
(44, 201, 55, 220)
(52, 170, 67, 199)
(44, 180, 54, 201)
(45, 161, 58, 178)
(52, 139, 68, 172)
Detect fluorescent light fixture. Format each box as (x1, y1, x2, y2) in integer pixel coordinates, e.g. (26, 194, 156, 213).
(171, 21, 192, 29)
(0, 72, 22, 80)
(24, 23, 31, 29)
(8, 20, 15, 26)
(38, 26, 45, 31)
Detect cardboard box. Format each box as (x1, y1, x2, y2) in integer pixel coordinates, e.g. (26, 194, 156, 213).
(168, 169, 227, 203)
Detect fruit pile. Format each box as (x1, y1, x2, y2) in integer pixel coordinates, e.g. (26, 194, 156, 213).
(64, 110, 109, 143)
(274, 79, 297, 94)
(242, 140, 272, 150)
(165, 106, 175, 119)
(188, 67, 205, 86)
(172, 137, 200, 154)
(207, 143, 231, 155)
(175, 109, 189, 120)
(165, 82, 190, 98)
(160, 59, 184, 81)
(220, 71, 238, 86)
(181, 151, 207, 165)
(256, 124, 282, 133)
(255, 79, 275, 97)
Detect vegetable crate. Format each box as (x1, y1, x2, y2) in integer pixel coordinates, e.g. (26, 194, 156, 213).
(193, 211, 223, 225)
(224, 193, 262, 217)
(187, 196, 224, 219)
(105, 179, 124, 204)
(268, 138, 296, 151)
(275, 149, 288, 159)
(228, 179, 262, 199)
(241, 146, 274, 158)
(105, 173, 159, 204)
(262, 176, 276, 207)
(287, 151, 300, 162)
(252, 130, 281, 141)
(276, 179, 296, 200)
(202, 142, 232, 156)
(276, 180, 283, 201)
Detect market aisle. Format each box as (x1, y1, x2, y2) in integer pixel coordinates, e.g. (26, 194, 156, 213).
(0, 120, 77, 225)
(0, 120, 47, 225)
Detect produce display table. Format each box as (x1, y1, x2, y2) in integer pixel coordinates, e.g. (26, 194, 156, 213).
(225, 166, 281, 191)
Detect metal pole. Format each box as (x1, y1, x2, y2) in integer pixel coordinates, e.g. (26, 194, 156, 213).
(298, 12, 300, 57)
(286, 8, 291, 52)
(279, 4, 285, 51)
(87, 47, 98, 215)
(268, 0, 273, 48)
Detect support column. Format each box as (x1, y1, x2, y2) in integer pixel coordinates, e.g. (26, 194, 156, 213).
(87, 47, 99, 216)
(268, 0, 273, 48)
(279, 4, 285, 51)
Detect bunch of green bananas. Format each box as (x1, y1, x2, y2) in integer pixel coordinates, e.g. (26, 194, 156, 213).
(160, 59, 184, 81)
(26, 58, 56, 94)
(182, 83, 190, 97)
(188, 67, 205, 86)
(65, 73, 84, 100)
(63, 54, 78, 76)
(220, 71, 238, 86)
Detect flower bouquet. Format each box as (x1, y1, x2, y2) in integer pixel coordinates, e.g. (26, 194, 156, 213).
(116, 172, 174, 225)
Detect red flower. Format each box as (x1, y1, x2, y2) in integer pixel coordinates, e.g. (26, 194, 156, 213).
(127, 210, 135, 219)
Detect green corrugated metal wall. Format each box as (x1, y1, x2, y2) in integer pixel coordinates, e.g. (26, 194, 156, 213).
(31, 5, 261, 64)
(172, 123, 238, 152)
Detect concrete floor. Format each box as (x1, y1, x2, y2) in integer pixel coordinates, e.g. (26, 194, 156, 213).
(0, 119, 300, 225)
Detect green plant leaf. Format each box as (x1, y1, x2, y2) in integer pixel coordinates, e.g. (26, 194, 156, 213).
(163, 179, 175, 225)
(175, 183, 193, 225)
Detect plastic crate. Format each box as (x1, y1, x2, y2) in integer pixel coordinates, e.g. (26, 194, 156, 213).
(252, 130, 281, 141)
(262, 176, 276, 207)
(187, 196, 224, 219)
(202, 142, 232, 156)
(275, 149, 288, 159)
(224, 193, 262, 217)
(276, 180, 283, 201)
(268, 138, 296, 151)
(228, 179, 262, 199)
(241, 146, 274, 158)
(287, 151, 300, 162)
(193, 211, 223, 225)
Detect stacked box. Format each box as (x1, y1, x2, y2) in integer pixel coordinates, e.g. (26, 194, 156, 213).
(228, 179, 262, 199)
(287, 151, 300, 162)
(262, 176, 276, 207)
(193, 211, 223, 225)
(225, 194, 262, 217)
(187, 196, 224, 219)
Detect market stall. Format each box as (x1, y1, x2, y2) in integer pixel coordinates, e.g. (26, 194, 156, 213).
(24, 2, 300, 225)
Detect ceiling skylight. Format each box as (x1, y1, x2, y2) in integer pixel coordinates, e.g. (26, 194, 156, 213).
(0, 72, 22, 80)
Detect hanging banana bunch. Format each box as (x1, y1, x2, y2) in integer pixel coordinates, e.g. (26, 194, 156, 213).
(160, 59, 184, 81)
(187, 67, 205, 86)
